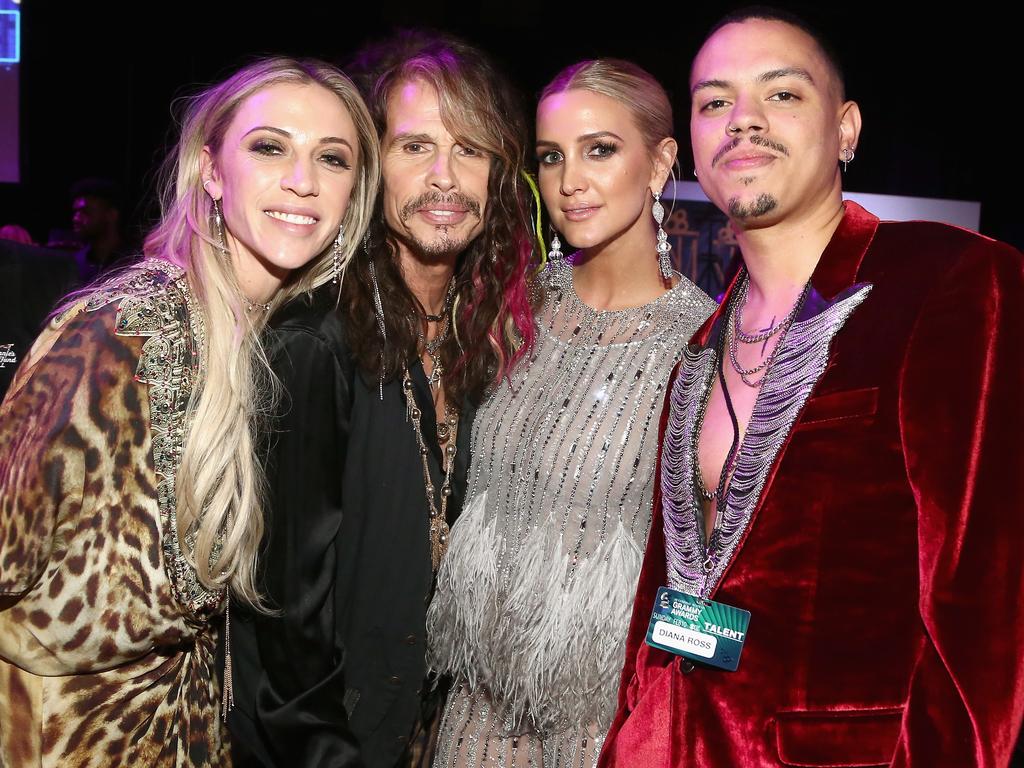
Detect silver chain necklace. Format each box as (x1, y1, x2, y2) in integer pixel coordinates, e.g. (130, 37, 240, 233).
(727, 274, 810, 387)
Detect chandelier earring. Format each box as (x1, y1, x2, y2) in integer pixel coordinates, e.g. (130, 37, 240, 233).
(211, 198, 229, 254)
(332, 223, 345, 285)
(652, 191, 673, 281)
(548, 230, 563, 262)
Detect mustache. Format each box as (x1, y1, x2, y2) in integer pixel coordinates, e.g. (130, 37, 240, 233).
(400, 192, 482, 221)
(711, 135, 790, 167)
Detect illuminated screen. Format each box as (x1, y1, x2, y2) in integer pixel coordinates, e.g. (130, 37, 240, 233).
(0, 2, 20, 183)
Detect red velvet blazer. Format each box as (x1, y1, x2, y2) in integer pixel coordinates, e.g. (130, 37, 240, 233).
(599, 202, 1024, 767)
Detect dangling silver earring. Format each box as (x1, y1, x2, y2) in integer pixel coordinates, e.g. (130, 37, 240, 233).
(368, 258, 387, 401)
(211, 198, 229, 254)
(841, 147, 855, 172)
(332, 223, 345, 284)
(548, 231, 563, 261)
(652, 191, 673, 281)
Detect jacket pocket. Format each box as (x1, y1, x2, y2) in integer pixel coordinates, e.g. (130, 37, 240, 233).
(796, 387, 879, 432)
(774, 707, 903, 767)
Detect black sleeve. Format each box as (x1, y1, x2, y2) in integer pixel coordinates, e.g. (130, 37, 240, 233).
(237, 323, 363, 768)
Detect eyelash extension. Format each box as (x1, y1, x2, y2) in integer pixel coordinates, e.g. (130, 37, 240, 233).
(323, 154, 352, 170)
(590, 141, 618, 156)
(250, 139, 281, 154)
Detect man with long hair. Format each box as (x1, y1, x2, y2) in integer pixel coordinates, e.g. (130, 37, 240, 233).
(343, 33, 539, 763)
(226, 34, 538, 768)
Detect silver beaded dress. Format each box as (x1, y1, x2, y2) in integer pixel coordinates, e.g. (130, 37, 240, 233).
(426, 258, 716, 767)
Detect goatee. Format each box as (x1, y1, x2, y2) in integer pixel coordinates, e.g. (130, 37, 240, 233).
(728, 193, 778, 219)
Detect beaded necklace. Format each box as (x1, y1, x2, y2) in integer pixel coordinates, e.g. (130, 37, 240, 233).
(402, 368, 459, 571)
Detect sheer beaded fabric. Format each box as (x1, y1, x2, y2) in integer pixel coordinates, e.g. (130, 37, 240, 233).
(426, 258, 716, 767)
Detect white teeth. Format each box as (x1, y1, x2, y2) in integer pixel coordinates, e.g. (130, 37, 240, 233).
(265, 210, 316, 225)
(427, 210, 457, 217)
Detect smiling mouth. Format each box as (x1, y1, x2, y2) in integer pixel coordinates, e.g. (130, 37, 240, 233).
(265, 210, 318, 225)
(423, 209, 466, 219)
(417, 207, 470, 226)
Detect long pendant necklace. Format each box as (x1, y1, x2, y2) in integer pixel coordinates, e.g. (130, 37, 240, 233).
(403, 368, 459, 571)
(405, 274, 460, 569)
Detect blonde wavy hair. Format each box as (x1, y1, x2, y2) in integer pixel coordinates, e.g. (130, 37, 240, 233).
(143, 57, 380, 608)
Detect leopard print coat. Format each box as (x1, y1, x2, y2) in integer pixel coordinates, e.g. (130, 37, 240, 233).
(0, 260, 230, 767)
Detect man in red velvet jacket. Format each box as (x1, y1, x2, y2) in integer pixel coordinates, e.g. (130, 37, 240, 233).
(598, 8, 1024, 768)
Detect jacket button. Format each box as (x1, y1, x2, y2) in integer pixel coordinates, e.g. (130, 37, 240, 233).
(388, 675, 401, 685)
(680, 659, 695, 674)
(405, 634, 417, 645)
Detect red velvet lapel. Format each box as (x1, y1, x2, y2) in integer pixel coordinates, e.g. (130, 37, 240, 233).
(693, 201, 878, 349)
(808, 200, 879, 299)
(707, 200, 879, 597)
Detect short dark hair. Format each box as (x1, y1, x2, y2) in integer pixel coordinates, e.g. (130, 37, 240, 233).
(69, 177, 124, 210)
(699, 6, 846, 100)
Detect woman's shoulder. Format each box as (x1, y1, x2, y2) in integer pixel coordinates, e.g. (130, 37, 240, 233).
(7, 259, 190, 397)
(59, 257, 187, 318)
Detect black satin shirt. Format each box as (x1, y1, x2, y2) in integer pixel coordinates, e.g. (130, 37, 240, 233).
(227, 288, 470, 768)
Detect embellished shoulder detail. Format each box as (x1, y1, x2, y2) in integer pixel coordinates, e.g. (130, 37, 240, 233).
(84, 259, 223, 623)
(663, 284, 873, 598)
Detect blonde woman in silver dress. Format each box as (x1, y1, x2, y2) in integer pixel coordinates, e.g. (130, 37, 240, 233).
(426, 59, 717, 768)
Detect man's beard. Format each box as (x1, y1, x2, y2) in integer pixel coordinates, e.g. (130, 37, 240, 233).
(403, 228, 470, 260)
(728, 193, 778, 220)
(398, 191, 481, 260)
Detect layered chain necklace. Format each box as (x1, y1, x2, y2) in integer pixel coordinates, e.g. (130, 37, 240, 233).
(405, 276, 459, 571)
(727, 273, 810, 388)
(416, 279, 457, 391)
(696, 271, 810, 508)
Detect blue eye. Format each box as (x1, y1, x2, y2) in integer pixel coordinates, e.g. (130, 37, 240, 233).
(537, 150, 563, 166)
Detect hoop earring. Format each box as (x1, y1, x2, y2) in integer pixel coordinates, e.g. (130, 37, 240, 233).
(548, 231, 563, 262)
(841, 147, 855, 172)
(332, 223, 345, 285)
(652, 191, 673, 281)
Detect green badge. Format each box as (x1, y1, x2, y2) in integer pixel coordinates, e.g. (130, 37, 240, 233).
(645, 586, 750, 671)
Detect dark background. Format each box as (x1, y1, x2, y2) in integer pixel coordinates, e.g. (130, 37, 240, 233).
(1, 3, 1016, 248)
